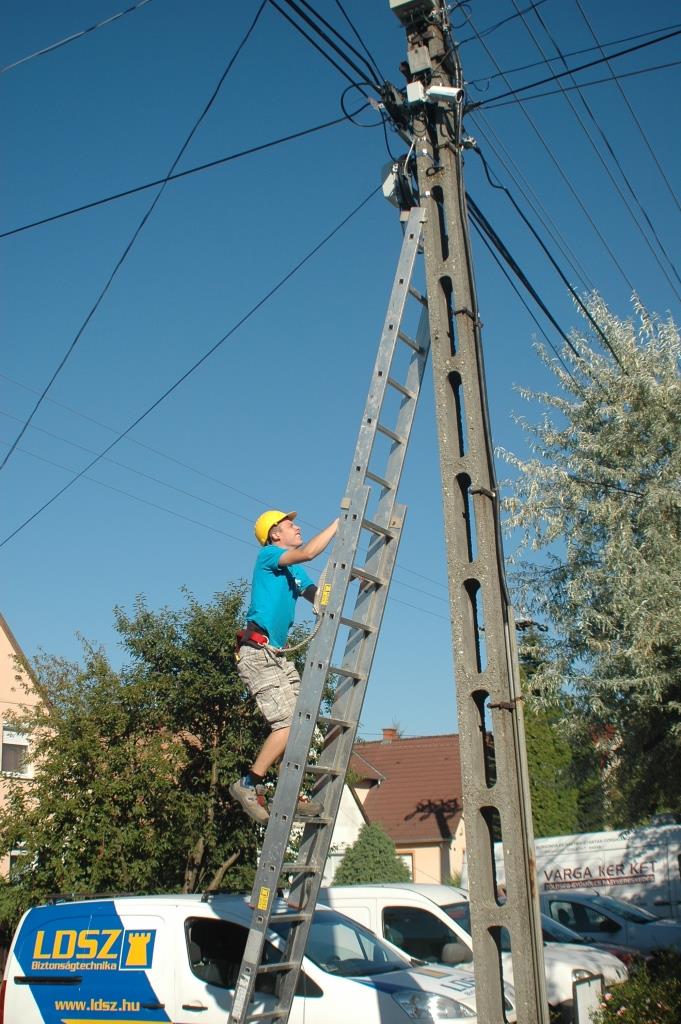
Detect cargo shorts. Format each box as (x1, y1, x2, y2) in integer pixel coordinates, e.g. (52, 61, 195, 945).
(236, 645, 300, 730)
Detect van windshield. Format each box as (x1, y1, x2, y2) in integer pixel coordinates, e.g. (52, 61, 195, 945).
(272, 909, 410, 978)
(580, 895, 659, 923)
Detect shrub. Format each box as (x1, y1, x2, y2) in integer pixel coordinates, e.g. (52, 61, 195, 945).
(590, 952, 681, 1024)
(333, 823, 411, 885)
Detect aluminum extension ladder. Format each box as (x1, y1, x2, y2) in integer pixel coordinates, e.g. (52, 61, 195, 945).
(228, 206, 430, 1024)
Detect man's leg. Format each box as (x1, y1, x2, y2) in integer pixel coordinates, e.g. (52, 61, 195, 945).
(251, 726, 290, 777)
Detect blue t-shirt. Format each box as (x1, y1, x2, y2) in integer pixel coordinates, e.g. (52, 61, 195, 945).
(245, 545, 314, 649)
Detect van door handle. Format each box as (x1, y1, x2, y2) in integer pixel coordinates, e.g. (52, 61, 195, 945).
(182, 1002, 208, 1011)
(141, 1002, 165, 1010)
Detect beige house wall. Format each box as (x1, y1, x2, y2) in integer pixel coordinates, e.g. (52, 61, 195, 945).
(0, 615, 41, 878)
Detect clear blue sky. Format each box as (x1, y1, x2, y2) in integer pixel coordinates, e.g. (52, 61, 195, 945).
(2, 0, 680, 740)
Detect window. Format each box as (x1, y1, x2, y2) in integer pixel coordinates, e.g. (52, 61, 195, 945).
(273, 909, 407, 979)
(398, 853, 414, 879)
(184, 917, 322, 997)
(382, 905, 472, 965)
(1, 728, 29, 775)
(548, 900, 620, 935)
(9, 849, 27, 881)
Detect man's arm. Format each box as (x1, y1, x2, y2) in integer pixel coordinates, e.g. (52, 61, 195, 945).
(278, 519, 338, 566)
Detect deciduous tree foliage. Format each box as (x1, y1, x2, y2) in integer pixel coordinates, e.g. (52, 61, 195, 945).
(502, 297, 681, 823)
(334, 822, 411, 885)
(0, 586, 272, 929)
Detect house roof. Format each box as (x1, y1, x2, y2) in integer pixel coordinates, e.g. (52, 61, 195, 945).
(349, 733, 463, 844)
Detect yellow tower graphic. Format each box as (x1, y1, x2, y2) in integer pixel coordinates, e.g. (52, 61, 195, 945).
(123, 931, 152, 967)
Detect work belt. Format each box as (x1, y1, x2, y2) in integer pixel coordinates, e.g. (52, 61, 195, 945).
(236, 623, 270, 651)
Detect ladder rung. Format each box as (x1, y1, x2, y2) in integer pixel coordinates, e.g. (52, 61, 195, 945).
(409, 285, 427, 305)
(316, 713, 355, 729)
(351, 566, 384, 586)
(366, 469, 393, 490)
(376, 422, 405, 444)
(339, 615, 375, 633)
(397, 328, 423, 352)
(244, 1012, 286, 1022)
(269, 911, 311, 924)
(362, 517, 395, 539)
(258, 961, 297, 975)
(282, 863, 317, 874)
(387, 375, 416, 399)
(305, 762, 341, 776)
(329, 665, 367, 681)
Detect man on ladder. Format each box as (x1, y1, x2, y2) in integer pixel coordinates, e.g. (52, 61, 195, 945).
(229, 509, 338, 823)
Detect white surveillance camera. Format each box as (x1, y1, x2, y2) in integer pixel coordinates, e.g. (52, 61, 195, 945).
(426, 85, 463, 104)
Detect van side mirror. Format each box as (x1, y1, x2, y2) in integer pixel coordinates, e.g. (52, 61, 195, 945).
(441, 942, 473, 965)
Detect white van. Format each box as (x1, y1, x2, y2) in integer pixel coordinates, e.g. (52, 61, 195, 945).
(484, 825, 681, 920)
(0, 892, 506, 1024)
(319, 883, 628, 1024)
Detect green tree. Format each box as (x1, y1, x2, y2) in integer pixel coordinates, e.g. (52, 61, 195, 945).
(334, 823, 411, 884)
(502, 296, 681, 823)
(0, 585, 270, 931)
(523, 702, 579, 837)
(519, 629, 604, 835)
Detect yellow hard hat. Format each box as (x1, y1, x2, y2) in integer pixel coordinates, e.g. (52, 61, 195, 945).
(254, 509, 297, 546)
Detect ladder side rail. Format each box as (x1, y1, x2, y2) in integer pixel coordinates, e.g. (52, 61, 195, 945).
(247, 208, 426, 912)
(371, 305, 430, 530)
(229, 502, 370, 1024)
(292, 303, 429, 811)
(276, 504, 408, 1011)
(279, 279, 432, 1010)
(228, 211, 428, 1024)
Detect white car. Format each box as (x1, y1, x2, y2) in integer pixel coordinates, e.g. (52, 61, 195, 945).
(320, 883, 627, 1024)
(540, 890, 681, 954)
(2, 892, 514, 1024)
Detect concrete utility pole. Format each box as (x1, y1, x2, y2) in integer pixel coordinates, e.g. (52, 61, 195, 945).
(389, 3, 549, 1022)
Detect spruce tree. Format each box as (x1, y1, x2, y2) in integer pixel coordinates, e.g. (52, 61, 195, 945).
(334, 823, 411, 884)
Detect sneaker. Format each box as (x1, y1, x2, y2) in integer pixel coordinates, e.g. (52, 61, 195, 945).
(295, 796, 323, 817)
(229, 777, 269, 824)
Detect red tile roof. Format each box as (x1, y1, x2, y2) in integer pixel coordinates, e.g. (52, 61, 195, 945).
(350, 734, 463, 844)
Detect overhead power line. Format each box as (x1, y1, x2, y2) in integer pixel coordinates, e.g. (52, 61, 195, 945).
(333, 0, 385, 82)
(284, 0, 382, 86)
(467, 21, 681, 87)
(0, 1, 268, 476)
(0, 186, 380, 550)
(471, 145, 625, 368)
(573, 0, 681, 218)
(458, 0, 551, 46)
(0, 435, 451, 623)
(0, 407, 449, 606)
(463, 9, 635, 293)
(268, 0, 380, 93)
(480, 59, 681, 108)
(1, 371, 450, 597)
(474, 26, 681, 107)
(470, 112, 594, 292)
(509, 0, 681, 300)
(0, 110, 370, 241)
(467, 197, 577, 357)
(0, 0, 155, 75)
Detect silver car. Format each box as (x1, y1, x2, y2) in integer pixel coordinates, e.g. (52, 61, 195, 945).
(540, 891, 681, 953)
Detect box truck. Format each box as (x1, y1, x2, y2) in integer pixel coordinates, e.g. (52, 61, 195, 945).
(490, 825, 681, 920)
